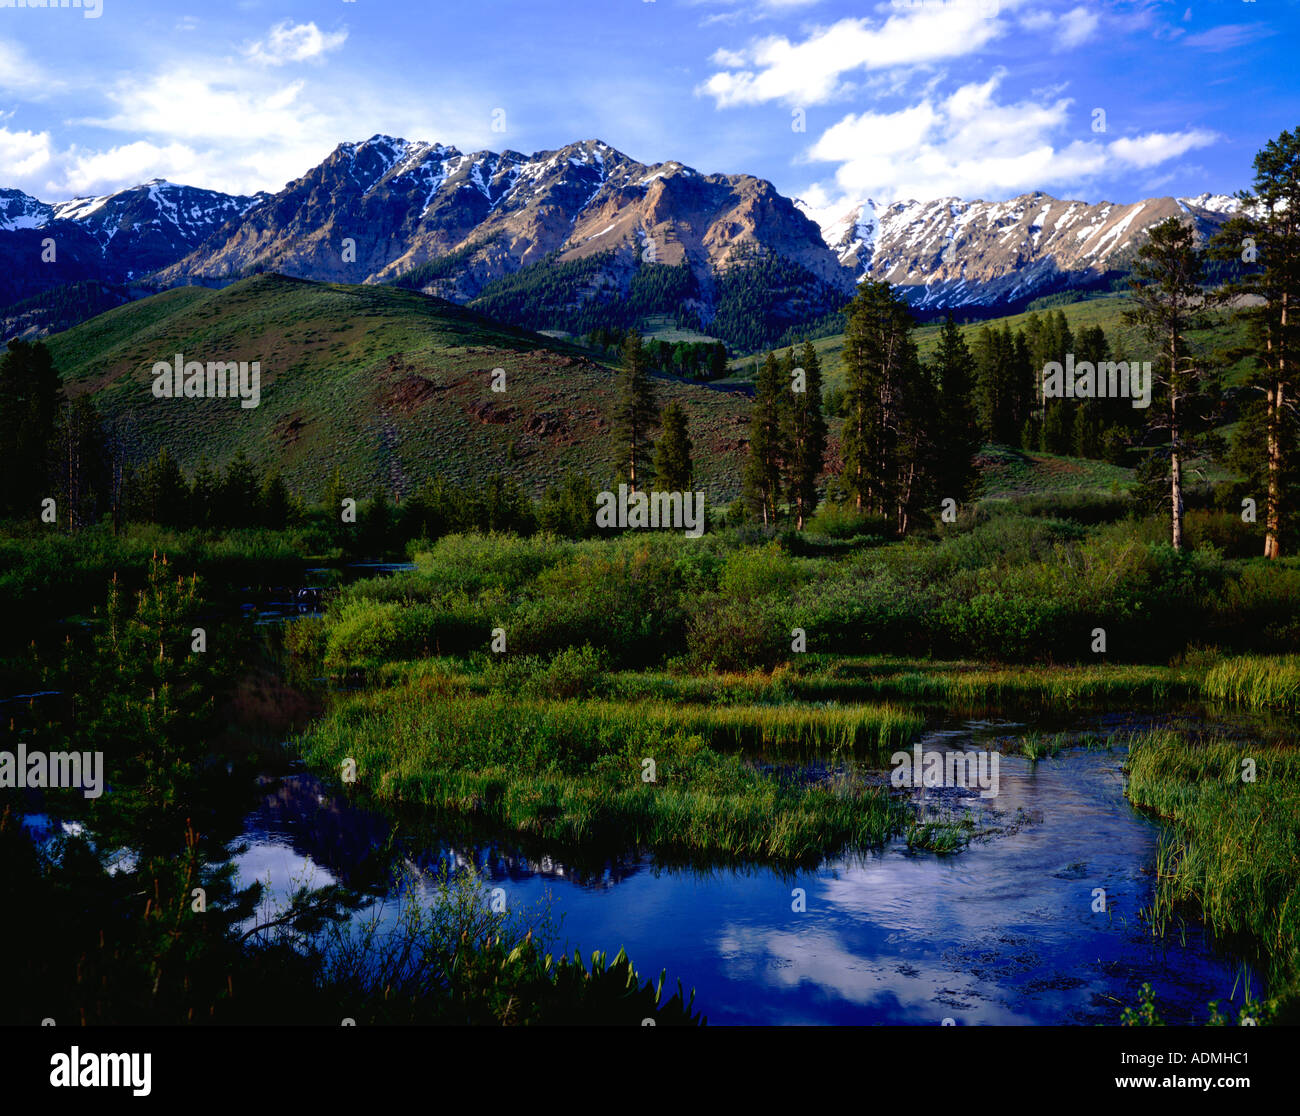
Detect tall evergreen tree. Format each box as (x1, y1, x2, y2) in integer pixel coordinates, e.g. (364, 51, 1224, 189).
(129, 446, 189, 526)
(972, 323, 1033, 447)
(840, 281, 928, 532)
(929, 314, 980, 505)
(215, 451, 260, 529)
(0, 339, 64, 515)
(1126, 216, 1218, 551)
(781, 341, 827, 530)
(538, 472, 599, 538)
(612, 330, 659, 493)
(654, 401, 694, 491)
(743, 352, 785, 525)
(52, 396, 109, 530)
(258, 472, 294, 530)
(1211, 127, 1300, 558)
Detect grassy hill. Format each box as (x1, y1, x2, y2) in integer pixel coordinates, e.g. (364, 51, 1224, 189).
(46, 277, 1210, 507)
(47, 274, 755, 500)
(729, 292, 1257, 391)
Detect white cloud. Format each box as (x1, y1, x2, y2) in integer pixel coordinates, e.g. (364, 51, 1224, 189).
(698, 1, 1019, 107)
(30, 56, 491, 198)
(1108, 129, 1218, 169)
(1019, 4, 1098, 51)
(0, 126, 53, 179)
(82, 69, 325, 146)
(803, 72, 1217, 203)
(1183, 23, 1274, 52)
(1059, 7, 1100, 48)
(57, 141, 213, 196)
(709, 47, 748, 68)
(0, 40, 54, 94)
(244, 20, 348, 67)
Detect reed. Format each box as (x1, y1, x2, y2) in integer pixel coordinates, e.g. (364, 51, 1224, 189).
(1201, 654, 1300, 711)
(1124, 729, 1300, 1015)
(297, 688, 926, 863)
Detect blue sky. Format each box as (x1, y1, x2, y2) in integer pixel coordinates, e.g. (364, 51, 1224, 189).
(1, 0, 1296, 213)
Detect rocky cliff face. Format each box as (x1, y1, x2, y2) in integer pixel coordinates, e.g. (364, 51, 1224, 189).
(150, 135, 851, 302)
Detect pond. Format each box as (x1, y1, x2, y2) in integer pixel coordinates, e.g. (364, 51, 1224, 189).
(231, 719, 1259, 1026)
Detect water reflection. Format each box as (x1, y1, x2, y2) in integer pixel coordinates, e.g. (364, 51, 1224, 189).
(230, 730, 1260, 1026)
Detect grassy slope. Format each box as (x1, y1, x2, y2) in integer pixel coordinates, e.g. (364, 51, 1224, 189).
(51, 280, 1253, 506)
(729, 293, 1256, 391)
(48, 275, 753, 500)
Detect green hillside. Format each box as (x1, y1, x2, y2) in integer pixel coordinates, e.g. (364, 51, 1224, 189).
(730, 292, 1256, 391)
(46, 274, 755, 500)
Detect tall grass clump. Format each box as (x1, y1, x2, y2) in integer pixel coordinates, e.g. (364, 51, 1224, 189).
(297, 687, 919, 864)
(1202, 655, 1300, 711)
(1125, 730, 1300, 1019)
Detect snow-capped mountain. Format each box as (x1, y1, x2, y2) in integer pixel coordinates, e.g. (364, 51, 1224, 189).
(0, 188, 55, 232)
(798, 191, 1240, 311)
(152, 134, 849, 300)
(45, 179, 264, 277)
(0, 178, 266, 312)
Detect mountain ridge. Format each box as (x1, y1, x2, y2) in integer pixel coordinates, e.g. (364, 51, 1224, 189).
(2, 137, 1242, 342)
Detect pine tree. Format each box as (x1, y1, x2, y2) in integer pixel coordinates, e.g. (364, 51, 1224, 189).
(840, 281, 924, 529)
(654, 401, 694, 491)
(259, 472, 293, 529)
(928, 314, 980, 505)
(1024, 311, 1074, 452)
(1210, 127, 1300, 558)
(1126, 216, 1218, 551)
(709, 343, 729, 380)
(0, 340, 64, 515)
(215, 451, 259, 529)
(972, 324, 1030, 446)
(612, 330, 659, 493)
(743, 352, 784, 525)
(781, 342, 827, 529)
(129, 446, 189, 527)
(53, 396, 109, 530)
(539, 472, 598, 538)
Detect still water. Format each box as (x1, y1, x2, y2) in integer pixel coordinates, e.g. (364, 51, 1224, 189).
(231, 724, 1258, 1026)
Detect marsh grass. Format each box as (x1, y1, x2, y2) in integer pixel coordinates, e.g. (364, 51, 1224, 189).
(1202, 655, 1300, 711)
(297, 686, 924, 863)
(1124, 729, 1300, 1017)
(787, 658, 1190, 711)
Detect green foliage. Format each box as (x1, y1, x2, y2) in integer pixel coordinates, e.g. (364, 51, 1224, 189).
(299, 684, 917, 864)
(709, 244, 849, 354)
(611, 330, 659, 491)
(1125, 730, 1300, 1017)
(840, 281, 938, 534)
(929, 314, 980, 505)
(538, 472, 600, 538)
(743, 352, 784, 525)
(654, 401, 694, 491)
(0, 339, 63, 516)
(781, 342, 827, 530)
